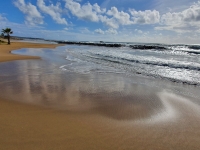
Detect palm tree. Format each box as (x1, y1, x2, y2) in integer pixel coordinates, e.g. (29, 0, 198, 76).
(1, 28, 13, 44)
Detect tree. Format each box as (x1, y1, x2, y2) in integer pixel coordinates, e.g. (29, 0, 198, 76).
(1, 28, 13, 44)
(0, 33, 4, 38)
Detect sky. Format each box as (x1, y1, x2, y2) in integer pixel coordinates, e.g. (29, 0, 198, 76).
(0, 0, 200, 44)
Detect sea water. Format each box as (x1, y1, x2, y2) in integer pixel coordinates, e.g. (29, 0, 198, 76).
(9, 43, 200, 98)
(34, 43, 200, 85)
(12, 43, 200, 86)
(0, 42, 199, 121)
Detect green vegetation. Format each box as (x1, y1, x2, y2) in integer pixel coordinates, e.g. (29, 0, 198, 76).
(1, 28, 13, 45)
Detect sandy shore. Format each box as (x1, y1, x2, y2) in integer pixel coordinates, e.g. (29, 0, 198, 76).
(0, 40, 200, 150)
(0, 39, 63, 62)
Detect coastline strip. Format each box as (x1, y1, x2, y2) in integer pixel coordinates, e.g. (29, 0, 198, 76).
(0, 41, 63, 62)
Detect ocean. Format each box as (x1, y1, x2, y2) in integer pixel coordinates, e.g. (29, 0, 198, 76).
(11, 42, 200, 86)
(56, 42, 200, 86)
(7, 42, 200, 101)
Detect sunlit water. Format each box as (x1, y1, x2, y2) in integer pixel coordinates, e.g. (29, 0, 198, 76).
(56, 44, 200, 85)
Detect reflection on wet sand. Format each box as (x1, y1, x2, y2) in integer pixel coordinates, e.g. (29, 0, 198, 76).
(0, 60, 164, 121)
(1, 55, 200, 149)
(1, 59, 200, 123)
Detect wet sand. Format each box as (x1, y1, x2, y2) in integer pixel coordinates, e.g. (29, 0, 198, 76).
(0, 41, 200, 150)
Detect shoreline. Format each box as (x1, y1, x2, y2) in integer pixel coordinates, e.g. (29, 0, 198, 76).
(0, 40, 63, 62)
(0, 41, 200, 150)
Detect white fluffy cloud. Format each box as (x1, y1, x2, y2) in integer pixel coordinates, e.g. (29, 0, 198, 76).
(37, 0, 67, 25)
(95, 28, 105, 34)
(105, 28, 118, 34)
(64, 0, 121, 28)
(99, 16, 119, 29)
(13, 0, 200, 40)
(63, 0, 160, 29)
(107, 7, 133, 25)
(103, 7, 160, 28)
(93, 3, 106, 14)
(161, 3, 200, 24)
(156, 1, 200, 32)
(13, 0, 162, 29)
(95, 28, 118, 35)
(64, 0, 101, 22)
(130, 9, 160, 24)
(14, 0, 43, 25)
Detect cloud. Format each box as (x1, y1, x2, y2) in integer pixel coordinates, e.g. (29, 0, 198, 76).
(103, 7, 160, 28)
(37, 0, 67, 25)
(96, 6, 132, 29)
(95, 28, 118, 35)
(135, 29, 143, 34)
(95, 28, 105, 34)
(64, 0, 121, 29)
(130, 9, 160, 24)
(162, 2, 200, 23)
(156, 1, 200, 33)
(99, 16, 119, 28)
(0, 14, 7, 21)
(105, 28, 118, 34)
(64, 0, 161, 29)
(64, 0, 101, 22)
(107, 7, 133, 25)
(93, 3, 106, 14)
(14, 0, 43, 25)
(64, 27, 69, 31)
(11, 0, 200, 43)
(152, 0, 196, 14)
(79, 27, 90, 33)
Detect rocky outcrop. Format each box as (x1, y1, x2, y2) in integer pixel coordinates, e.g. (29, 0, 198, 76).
(129, 45, 167, 50)
(57, 41, 124, 47)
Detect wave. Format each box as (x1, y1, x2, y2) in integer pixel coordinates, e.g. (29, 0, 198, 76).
(89, 52, 200, 71)
(129, 45, 200, 55)
(63, 44, 200, 86)
(168, 45, 200, 55)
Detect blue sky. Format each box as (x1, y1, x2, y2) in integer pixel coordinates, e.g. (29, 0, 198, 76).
(0, 0, 200, 44)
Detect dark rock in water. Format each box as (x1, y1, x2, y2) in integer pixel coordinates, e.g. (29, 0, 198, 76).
(188, 45, 200, 50)
(129, 45, 167, 50)
(57, 41, 124, 47)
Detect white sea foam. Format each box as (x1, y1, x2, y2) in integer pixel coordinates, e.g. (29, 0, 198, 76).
(59, 65, 67, 71)
(65, 55, 83, 63)
(58, 44, 200, 85)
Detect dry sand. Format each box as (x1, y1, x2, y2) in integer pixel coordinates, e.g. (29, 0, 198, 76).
(0, 40, 200, 150)
(0, 39, 62, 62)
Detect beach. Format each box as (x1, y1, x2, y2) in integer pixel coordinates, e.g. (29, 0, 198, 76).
(0, 40, 200, 150)
(0, 40, 62, 62)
